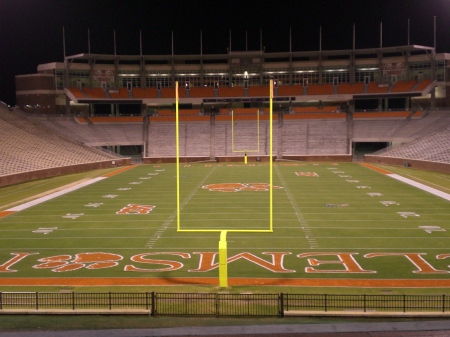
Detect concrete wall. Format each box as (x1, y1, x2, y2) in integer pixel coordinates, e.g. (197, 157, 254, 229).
(0, 159, 132, 188)
(365, 155, 450, 174)
(15, 74, 58, 114)
(143, 155, 353, 163)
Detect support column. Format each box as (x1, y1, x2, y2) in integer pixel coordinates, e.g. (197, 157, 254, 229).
(65, 96, 71, 116)
(430, 87, 436, 108)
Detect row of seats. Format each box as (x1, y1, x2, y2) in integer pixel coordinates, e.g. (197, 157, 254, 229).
(73, 110, 422, 124)
(292, 106, 340, 113)
(157, 109, 201, 116)
(0, 106, 121, 176)
(353, 111, 412, 119)
(68, 80, 433, 100)
(149, 115, 210, 122)
(18, 108, 449, 164)
(215, 114, 277, 121)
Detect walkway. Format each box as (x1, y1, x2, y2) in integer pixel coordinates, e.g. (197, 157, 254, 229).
(1, 320, 450, 337)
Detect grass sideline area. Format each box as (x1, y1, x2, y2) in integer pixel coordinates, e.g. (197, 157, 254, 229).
(0, 162, 449, 294)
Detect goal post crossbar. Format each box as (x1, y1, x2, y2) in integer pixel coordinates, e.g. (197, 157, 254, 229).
(175, 80, 274, 287)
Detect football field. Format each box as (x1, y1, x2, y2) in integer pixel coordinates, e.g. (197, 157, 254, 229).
(0, 162, 449, 292)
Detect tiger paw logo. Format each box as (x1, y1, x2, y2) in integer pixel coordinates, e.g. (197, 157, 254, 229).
(33, 252, 123, 272)
(116, 204, 155, 214)
(202, 183, 282, 192)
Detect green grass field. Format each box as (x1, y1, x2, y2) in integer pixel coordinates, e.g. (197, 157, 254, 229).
(0, 162, 449, 294)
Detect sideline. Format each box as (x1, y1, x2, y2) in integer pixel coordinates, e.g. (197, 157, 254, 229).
(0, 166, 136, 219)
(360, 163, 450, 202)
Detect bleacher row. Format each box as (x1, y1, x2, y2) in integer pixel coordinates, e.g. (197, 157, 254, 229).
(0, 105, 121, 176)
(73, 108, 423, 124)
(69, 80, 433, 99)
(2, 105, 449, 177)
(28, 110, 449, 160)
(379, 127, 450, 163)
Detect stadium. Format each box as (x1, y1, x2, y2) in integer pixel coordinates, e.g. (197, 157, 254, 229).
(1, 11, 450, 319)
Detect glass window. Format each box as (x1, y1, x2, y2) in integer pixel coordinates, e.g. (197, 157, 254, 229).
(356, 65, 378, 83)
(292, 67, 319, 85)
(323, 66, 349, 84)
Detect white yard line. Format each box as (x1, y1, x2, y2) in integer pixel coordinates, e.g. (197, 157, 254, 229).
(5, 177, 106, 212)
(387, 174, 450, 202)
(275, 165, 318, 249)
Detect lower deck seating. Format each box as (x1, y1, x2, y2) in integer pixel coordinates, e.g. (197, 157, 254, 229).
(5, 107, 449, 173)
(0, 108, 121, 176)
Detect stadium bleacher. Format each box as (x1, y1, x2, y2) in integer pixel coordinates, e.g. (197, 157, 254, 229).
(0, 106, 123, 177)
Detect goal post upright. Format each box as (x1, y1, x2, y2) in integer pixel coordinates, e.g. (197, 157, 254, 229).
(176, 82, 181, 231)
(269, 78, 273, 232)
(175, 80, 274, 287)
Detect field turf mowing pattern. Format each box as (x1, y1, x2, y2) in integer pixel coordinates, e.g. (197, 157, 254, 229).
(0, 162, 449, 289)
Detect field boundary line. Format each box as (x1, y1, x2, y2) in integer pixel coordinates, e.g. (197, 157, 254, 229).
(102, 164, 137, 177)
(360, 163, 450, 202)
(0, 165, 138, 219)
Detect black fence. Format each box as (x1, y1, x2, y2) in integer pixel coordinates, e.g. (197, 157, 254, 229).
(1, 292, 450, 317)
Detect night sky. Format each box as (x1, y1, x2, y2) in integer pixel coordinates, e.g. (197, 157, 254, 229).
(1, 0, 450, 105)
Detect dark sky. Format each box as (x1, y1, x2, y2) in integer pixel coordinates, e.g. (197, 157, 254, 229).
(1, 0, 450, 105)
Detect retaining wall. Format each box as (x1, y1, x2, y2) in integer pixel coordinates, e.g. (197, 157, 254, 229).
(365, 155, 450, 174)
(0, 159, 132, 188)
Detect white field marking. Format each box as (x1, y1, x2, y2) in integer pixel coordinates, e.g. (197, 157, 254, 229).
(419, 226, 446, 233)
(397, 212, 420, 218)
(382, 166, 450, 192)
(61, 213, 84, 219)
(1, 246, 449, 251)
(0, 236, 157, 240)
(217, 247, 450, 251)
(7, 217, 449, 224)
(102, 194, 118, 198)
(438, 176, 450, 183)
(387, 174, 450, 202)
(275, 165, 319, 249)
(380, 201, 400, 206)
(367, 193, 383, 197)
(146, 165, 217, 249)
(84, 203, 103, 208)
(32, 227, 57, 235)
(299, 236, 450, 239)
(5, 177, 106, 212)
(0, 174, 103, 201)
